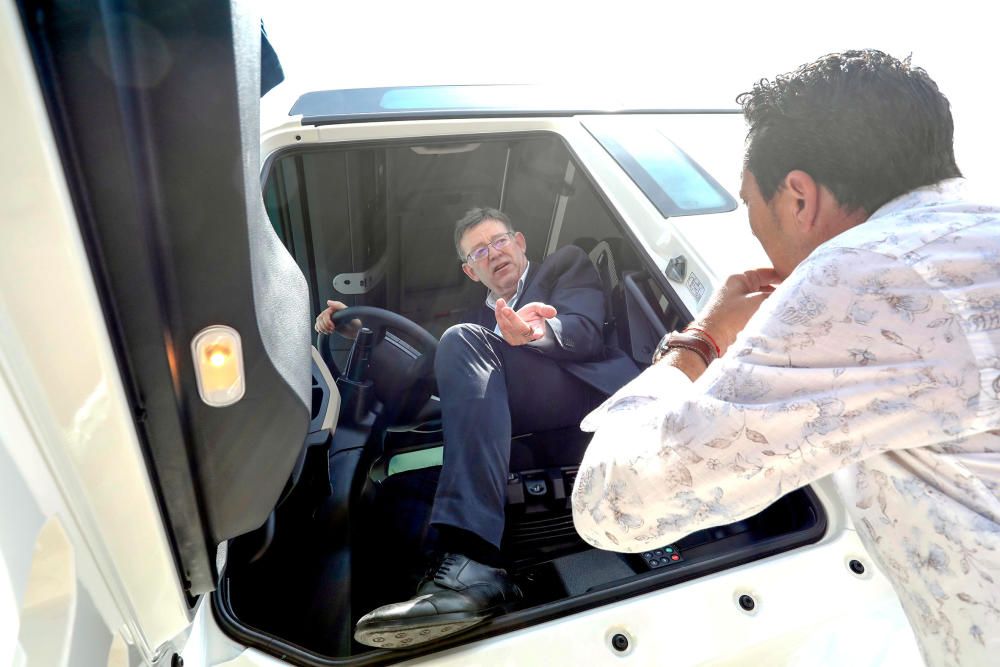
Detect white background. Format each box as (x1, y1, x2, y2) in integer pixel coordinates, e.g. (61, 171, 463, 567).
(261, 0, 999, 185)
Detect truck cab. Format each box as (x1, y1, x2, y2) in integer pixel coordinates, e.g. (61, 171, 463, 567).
(0, 2, 920, 665)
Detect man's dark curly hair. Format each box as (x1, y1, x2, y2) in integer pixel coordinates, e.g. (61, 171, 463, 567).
(737, 50, 961, 214)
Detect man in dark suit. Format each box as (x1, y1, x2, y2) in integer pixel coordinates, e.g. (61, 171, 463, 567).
(316, 207, 638, 648)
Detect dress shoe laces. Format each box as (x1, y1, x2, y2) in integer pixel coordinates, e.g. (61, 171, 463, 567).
(433, 554, 460, 583)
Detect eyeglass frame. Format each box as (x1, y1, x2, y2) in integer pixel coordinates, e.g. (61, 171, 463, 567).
(463, 231, 517, 265)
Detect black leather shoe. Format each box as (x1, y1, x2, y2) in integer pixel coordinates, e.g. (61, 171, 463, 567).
(354, 553, 522, 649)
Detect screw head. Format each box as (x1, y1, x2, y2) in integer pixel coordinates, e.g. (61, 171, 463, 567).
(849, 559, 866, 575)
(171, 655, 184, 667)
(611, 633, 629, 652)
(738, 594, 756, 612)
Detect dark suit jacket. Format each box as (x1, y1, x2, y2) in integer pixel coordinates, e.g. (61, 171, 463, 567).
(464, 245, 639, 396)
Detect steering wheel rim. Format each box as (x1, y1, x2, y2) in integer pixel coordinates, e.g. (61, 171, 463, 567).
(330, 306, 438, 351)
(317, 306, 439, 429)
(317, 305, 439, 375)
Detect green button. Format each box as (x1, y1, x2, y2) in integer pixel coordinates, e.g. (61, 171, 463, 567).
(665, 547, 674, 553)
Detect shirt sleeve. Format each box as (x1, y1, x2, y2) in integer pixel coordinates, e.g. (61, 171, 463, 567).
(571, 247, 982, 552)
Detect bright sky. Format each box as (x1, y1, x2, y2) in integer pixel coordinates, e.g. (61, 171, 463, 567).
(261, 0, 998, 184)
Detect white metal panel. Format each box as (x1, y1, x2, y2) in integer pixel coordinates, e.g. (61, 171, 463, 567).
(399, 528, 921, 666)
(192, 479, 919, 666)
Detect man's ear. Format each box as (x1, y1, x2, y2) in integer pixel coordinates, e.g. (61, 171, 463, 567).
(781, 170, 820, 231)
(514, 231, 527, 252)
(462, 263, 480, 282)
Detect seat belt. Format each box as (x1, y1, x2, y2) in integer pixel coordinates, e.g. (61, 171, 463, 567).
(545, 160, 576, 255)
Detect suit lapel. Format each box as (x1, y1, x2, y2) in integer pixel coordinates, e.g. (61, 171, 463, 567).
(518, 260, 542, 304)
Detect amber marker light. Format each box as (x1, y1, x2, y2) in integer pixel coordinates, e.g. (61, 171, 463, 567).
(208, 347, 228, 367)
(191, 325, 245, 407)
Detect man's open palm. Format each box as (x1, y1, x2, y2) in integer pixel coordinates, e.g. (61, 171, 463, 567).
(495, 299, 557, 346)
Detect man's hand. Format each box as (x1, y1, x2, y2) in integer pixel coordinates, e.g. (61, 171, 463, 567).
(496, 299, 557, 346)
(314, 299, 361, 339)
(694, 268, 781, 355)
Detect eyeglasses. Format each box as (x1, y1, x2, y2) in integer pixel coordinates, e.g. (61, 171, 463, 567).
(464, 232, 516, 264)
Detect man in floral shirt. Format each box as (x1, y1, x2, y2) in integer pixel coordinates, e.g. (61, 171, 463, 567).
(573, 50, 999, 666)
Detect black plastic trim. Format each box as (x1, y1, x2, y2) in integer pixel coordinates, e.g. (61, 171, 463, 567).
(273, 165, 296, 255)
(302, 108, 742, 127)
(289, 85, 741, 126)
(624, 271, 671, 337)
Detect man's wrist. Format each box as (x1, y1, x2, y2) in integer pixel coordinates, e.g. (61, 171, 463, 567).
(652, 331, 718, 367)
(658, 347, 708, 382)
(683, 324, 722, 357)
(688, 318, 735, 355)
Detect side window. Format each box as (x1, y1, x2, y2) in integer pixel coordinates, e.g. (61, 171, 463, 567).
(581, 116, 737, 218)
(263, 151, 387, 321)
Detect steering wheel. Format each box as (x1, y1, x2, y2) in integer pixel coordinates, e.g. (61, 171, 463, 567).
(317, 306, 438, 427)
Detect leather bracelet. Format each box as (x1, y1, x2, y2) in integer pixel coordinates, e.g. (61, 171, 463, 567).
(683, 325, 722, 357)
(652, 331, 716, 367)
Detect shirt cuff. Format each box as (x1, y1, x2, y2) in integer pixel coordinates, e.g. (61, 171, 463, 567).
(580, 361, 691, 432)
(525, 316, 562, 353)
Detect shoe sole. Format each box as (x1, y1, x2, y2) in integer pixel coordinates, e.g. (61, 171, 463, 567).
(354, 609, 494, 649)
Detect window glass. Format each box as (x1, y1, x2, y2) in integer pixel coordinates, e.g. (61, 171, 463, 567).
(583, 117, 737, 217)
(380, 86, 509, 110)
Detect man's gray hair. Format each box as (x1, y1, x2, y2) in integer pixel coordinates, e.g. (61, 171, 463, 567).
(453, 207, 514, 261)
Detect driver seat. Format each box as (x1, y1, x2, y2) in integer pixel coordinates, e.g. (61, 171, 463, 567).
(382, 236, 624, 439)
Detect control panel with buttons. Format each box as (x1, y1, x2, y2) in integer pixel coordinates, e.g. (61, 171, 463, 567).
(640, 545, 683, 569)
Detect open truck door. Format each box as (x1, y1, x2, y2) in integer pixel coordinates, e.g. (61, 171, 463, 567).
(1, 1, 311, 663)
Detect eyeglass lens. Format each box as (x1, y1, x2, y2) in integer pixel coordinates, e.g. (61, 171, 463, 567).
(468, 233, 512, 263)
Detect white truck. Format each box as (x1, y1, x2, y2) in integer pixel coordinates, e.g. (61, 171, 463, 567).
(1, 1, 920, 665)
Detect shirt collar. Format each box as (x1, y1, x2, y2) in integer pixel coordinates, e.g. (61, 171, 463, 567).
(485, 261, 530, 310)
(866, 177, 968, 222)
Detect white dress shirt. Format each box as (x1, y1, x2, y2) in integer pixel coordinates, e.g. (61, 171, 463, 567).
(485, 262, 530, 335)
(572, 179, 1000, 667)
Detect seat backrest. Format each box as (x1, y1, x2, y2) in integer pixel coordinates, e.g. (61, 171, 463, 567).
(573, 236, 633, 351)
(586, 239, 621, 346)
(395, 190, 495, 337)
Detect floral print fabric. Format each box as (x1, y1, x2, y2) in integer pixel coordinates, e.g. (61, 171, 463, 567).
(572, 179, 1000, 666)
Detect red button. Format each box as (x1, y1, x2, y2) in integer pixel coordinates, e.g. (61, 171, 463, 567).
(671, 554, 680, 561)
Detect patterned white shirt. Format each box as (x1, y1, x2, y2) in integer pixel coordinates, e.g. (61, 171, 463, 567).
(572, 179, 1000, 667)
